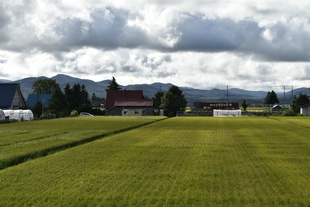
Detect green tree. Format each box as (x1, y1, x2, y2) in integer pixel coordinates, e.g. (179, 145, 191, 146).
(153, 91, 164, 115)
(64, 83, 91, 112)
(241, 99, 249, 111)
(291, 94, 310, 114)
(264, 90, 279, 105)
(32, 78, 60, 94)
(106, 77, 121, 91)
(48, 87, 69, 117)
(32, 102, 43, 118)
(153, 91, 164, 109)
(161, 85, 187, 117)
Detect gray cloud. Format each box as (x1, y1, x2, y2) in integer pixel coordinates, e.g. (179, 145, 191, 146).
(34, 7, 156, 52)
(0, 5, 10, 43)
(174, 15, 243, 51)
(1, 2, 310, 62)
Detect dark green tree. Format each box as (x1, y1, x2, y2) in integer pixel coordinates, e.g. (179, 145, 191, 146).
(32, 78, 60, 94)
(32, 102, 43, 118)
(291, 94, 310, 114)
(264, 90, 279, 105)
(81, 85, 90, 105)
(161, 85, 187, 117)
(106, 77, 121, 91)
(64, 83, 91, 112)
(48, 87, 69, 117)
(241, 99, 249, 111)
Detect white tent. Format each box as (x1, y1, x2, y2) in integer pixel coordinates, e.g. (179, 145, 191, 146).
(3, 110, 14, 120)
(0, 110, 5, 121)
(3, 110, 34, 121)
(213, 109, 242, 117)
(22, 110, 34, 121)
(13, 110, 24, 121)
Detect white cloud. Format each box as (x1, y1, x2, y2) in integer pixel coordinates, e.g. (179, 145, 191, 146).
(1, 0, 310, 91)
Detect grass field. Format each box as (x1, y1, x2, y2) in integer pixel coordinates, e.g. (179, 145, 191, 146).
(0, 116, 309, 206)
(0, 116, 164, 169)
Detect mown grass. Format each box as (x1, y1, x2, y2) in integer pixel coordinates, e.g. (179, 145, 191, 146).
(0, 117, 310, 206)
(0, 116, 164, 169)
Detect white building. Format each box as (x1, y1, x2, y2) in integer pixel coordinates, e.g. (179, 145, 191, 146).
(213, 109, 242, 117)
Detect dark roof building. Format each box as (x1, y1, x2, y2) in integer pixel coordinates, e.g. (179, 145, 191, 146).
(0, 83, 26, 109)
(105, 90, 144, 110)
(105, 90, 154, 116)
(26, 94, 51, 108)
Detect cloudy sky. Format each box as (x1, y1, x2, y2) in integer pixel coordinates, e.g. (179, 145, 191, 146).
(1, 0, 310, 91)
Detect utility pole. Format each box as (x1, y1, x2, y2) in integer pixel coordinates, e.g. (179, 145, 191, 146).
(292, 85, 294, 101)
(226, 85, 229, 110)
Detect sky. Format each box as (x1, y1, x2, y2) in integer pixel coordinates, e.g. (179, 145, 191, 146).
(1, 0, 310, 91)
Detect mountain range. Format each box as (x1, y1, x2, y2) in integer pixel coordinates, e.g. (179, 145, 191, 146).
(2, 74, 310, 105)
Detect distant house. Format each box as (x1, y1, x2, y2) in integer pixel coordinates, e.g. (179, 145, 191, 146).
(300, 104, 310, 116)
(105, 90, 154, 116)
(0, 83, 26, 109)
(26, 94, 51, 108)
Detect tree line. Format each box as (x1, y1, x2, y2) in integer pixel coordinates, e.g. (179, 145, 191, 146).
(241, 90, 309, 115)
(31, 79, 104, 118)
(30, 77, 187, 118)
(31, 77, 308, 118)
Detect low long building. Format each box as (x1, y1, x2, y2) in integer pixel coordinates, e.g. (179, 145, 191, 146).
(194, 102, 240, 110)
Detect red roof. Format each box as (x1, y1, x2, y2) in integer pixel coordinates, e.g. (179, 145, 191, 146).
(114, 100, 153, 107)
(105, 90, 145, 110)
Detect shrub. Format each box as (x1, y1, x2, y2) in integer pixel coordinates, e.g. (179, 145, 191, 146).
(70, 110, 79, 117)
(282, 109, 297, 116)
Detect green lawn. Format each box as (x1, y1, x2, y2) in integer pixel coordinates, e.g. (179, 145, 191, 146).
(0, 116, 309, 206)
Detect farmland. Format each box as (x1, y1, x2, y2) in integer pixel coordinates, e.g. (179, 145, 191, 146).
(0, 116, 164, 169)
(0, 116, 310, 206)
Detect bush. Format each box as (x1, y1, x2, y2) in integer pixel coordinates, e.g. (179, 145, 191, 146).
(282, 109, 297, 116)
(70, 110, 79, 117)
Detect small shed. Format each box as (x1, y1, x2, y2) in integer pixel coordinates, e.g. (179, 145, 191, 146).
(271, 105, 282, 113)
(300, 104, 310, 116)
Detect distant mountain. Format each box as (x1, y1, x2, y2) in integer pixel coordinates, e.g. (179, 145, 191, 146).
(4, 74, 310, 104)
(0, 79, 12, 83)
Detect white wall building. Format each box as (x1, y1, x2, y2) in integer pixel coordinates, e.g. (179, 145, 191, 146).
(213, 109, 242, 117)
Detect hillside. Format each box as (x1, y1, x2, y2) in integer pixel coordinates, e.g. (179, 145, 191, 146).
(2, 74, 309, 104)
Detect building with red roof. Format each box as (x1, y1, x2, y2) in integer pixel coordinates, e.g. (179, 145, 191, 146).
(105, 90, 154, 116)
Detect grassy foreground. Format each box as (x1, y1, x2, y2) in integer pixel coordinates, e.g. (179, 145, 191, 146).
(0, 116, 310, 206)
(0, 116, 164, 169)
